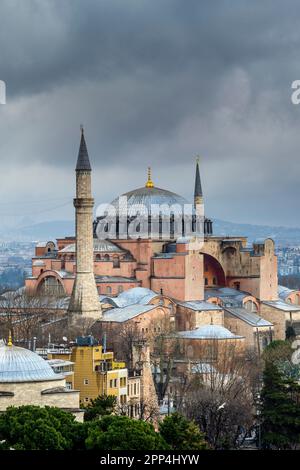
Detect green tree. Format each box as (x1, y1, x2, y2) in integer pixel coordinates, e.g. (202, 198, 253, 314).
(260, 361, 300, 449)
(86, 415, 169, 450)
(84, 395, 117, 421)
(159, 412, 208, 450)
(286, 325, 296, 340)
(0, 406, 84, 450)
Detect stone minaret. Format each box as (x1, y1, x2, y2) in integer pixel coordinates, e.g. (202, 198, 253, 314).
(68, 127, 102, 319)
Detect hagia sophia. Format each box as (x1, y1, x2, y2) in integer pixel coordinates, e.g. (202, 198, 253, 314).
(23, 129, 300, 362)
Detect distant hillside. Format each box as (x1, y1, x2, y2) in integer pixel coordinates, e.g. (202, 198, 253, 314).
(0, 218, 300, 246)
(213, 219, 300, 246)
(0, 220, 75, 242)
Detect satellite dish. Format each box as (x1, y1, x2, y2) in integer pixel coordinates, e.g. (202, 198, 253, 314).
(62, 336, 68, 342)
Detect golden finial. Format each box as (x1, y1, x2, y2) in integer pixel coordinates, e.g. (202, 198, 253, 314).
(7, 331, 12, 347)
(145, 166, 154, 188)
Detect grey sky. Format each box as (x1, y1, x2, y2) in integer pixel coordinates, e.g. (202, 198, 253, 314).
(0, 0, 300, 228)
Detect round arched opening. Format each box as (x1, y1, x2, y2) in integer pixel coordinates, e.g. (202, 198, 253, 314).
(203, 253, 226, 288)
(37, 275, 65, 296)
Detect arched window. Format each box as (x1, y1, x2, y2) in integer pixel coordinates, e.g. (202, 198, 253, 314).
(187, 345, 194, 359)
(118, 285, 123, 294)
(113, 257, 120, 268)
(106, 286, 112, 294)
(262, 336, 269, 349)
(205, 278, 208, 286)
(245, 300, 258, 313)
(37, 276, 65, 296)
(95, 254, 101, 261)
(104, 254, 110, 261)
(213, 277, 217, 285)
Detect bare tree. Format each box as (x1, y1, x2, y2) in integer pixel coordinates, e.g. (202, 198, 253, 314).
(177, 341, 262, 449)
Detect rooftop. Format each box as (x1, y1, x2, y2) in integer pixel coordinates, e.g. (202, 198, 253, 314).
(59, 239, 124, 253)
(224, 307, 273, 327)
(177, 324, 244, 340)
(102, 304, 156, 323)
(262, 300, 300, 312)
(0, 341, 64, 383)
(177, 300, 222, 311)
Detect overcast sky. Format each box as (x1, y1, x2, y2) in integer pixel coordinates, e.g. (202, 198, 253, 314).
(1, 0, 300, 228)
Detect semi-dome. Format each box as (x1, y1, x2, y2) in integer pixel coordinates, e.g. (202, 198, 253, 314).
(113, 287, 158, 307)
(0, 342, 64, 383)
(178, 325, 243, 340)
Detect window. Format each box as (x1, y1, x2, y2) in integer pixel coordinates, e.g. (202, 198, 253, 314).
(106, 286, 112, 294)
(212, 277, 217, 285)
(84, 378, 89, 385)
(114, 378, 117, 387)
(187, 345, 194, 358)
(84, 397, 89, 402)
(110, 379, 113, 388)
(113, 257, 120, 268)
(118, 285, 123, 294)
(205, 278, 208, 286)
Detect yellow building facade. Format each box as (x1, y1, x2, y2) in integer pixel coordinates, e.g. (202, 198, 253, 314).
(48, 340, 128, 406)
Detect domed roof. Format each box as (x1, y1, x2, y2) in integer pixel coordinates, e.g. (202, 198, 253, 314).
(110, 186, 189, 217)
(113, 287, 158, 307)
(0, 342, 64, 383)
(178, 325, 243, 339)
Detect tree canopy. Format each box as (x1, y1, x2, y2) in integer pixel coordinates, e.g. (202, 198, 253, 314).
(84, 394, 117, 421)
(0, 406, 83, 450)
(260, 361, 300, 449)
(159, 412, 208, 450)
(85, 415, 169, 450)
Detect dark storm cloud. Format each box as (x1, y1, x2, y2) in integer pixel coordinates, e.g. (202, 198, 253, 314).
(0, 0, 300, 227)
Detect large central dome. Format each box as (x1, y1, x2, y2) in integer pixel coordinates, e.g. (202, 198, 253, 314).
(110, 186, 189, 216)
(94, 167, 213, 239)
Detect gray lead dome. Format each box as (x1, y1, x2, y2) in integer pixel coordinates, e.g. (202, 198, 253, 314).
(0, 343, 63, 383)
(110, 186, 189, 216)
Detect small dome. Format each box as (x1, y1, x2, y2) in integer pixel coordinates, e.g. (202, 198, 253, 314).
(114, 287, 157, 307)
(0, 343, 64, 383)
(178, 324, 242, 339)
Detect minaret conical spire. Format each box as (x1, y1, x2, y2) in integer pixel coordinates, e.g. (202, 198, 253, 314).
(68, 127, 102, 320)
(76, 125, 91, 171)
(194, 156, 203, 206)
